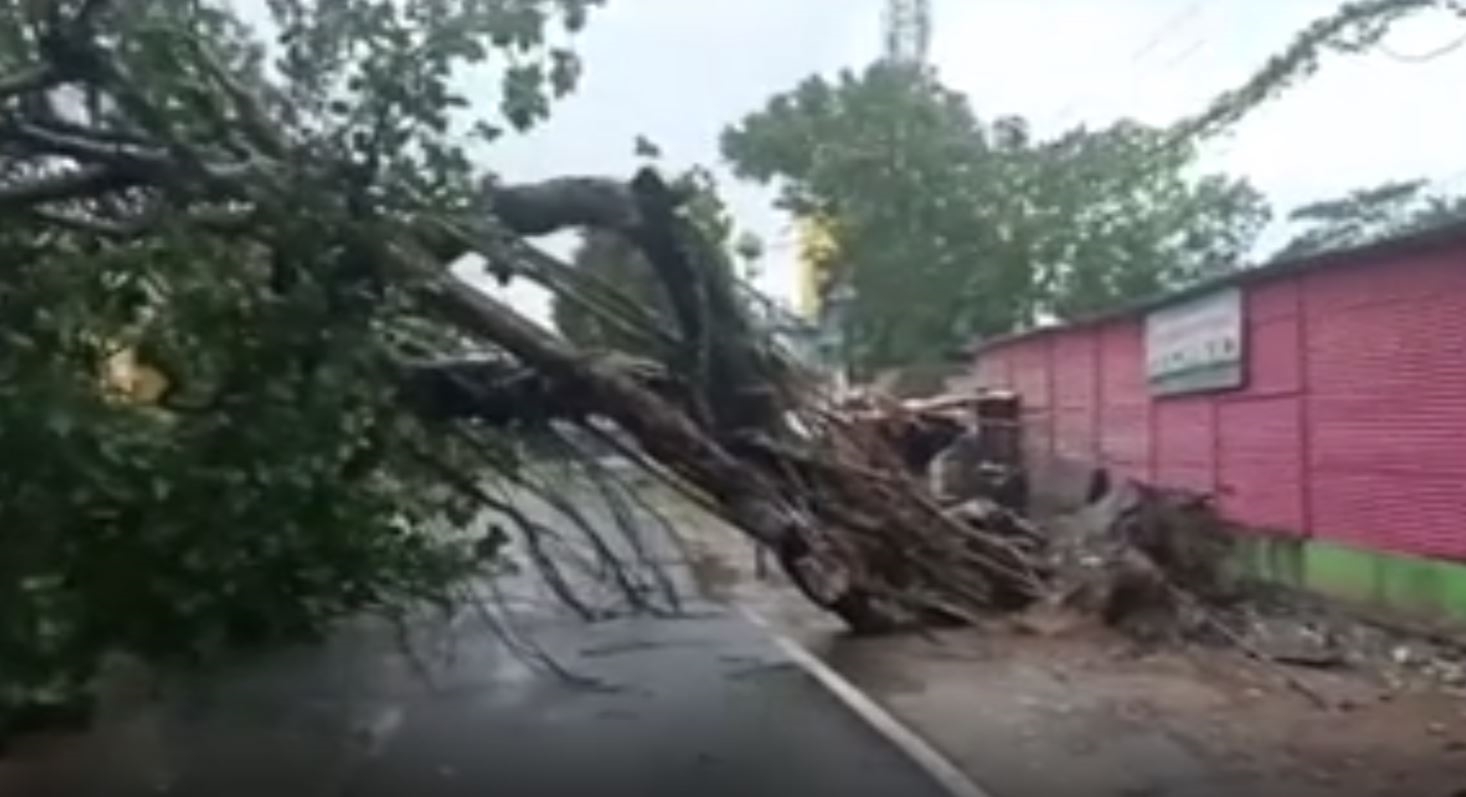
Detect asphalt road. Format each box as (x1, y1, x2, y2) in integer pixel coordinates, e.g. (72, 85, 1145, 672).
(343, 610, 955, 797)
(25, 607, 956, 797)
(1, 481, 959, 797)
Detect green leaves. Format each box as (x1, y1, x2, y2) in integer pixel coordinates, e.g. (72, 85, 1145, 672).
(1026, 120, 1269, 319)
(1274, 179, 1466, 260)
(1172, 0, 1463, 146)
(549, 48, 582, 97)
(723, 63, 1269, 372)
(724, 64, 1020, 371)
(0, 0, 606, 725)
(502, 62, 550, 130)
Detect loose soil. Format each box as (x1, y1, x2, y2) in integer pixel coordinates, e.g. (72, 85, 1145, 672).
(671, 499, 1466, 797)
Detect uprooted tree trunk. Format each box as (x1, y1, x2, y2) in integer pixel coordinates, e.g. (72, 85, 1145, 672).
(403, 172, 1046, 631)
(0, 2, 1043, 635)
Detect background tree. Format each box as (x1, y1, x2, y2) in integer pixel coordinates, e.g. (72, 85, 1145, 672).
(1273, 179, 1466, 260)
(723, 64, 1028, 373)
(722, 63, 1266, 373)
(1027, 122, 1269, 319)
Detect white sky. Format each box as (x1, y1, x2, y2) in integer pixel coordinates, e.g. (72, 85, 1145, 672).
(450, 1, 1466, 324)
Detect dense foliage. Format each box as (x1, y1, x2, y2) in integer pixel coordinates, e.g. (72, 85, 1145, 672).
(1, 0, 1462, 733)
(722, 0, 1466, 374)
(1274, 179, 1466, 259)
(0, 0, 601, 725)
(721, 63, 1267, 372)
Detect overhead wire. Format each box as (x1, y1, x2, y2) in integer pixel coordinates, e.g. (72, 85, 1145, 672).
(1046, 0, 1211, 131)
(1378, 30, 1466, 61)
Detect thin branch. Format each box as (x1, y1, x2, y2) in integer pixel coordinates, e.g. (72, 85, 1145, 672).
(513, 463, 661, 614)
(70, 0, 115, 31)
(548, 430, 684, 613)
(3, 120, 170, 169)
(6, 115, 264, 191)
(509, 444, 672, 616)
(406, 262, 802, 550)
(0, 64, 55, 101)
(25, 106, 156, 149)
(458, 581, 605, 688)
(26, 202, 253, 237)
(27, 206, 141, 236)
(1173, 0, 1447, 144)
(443, 421, 669, 615)
(81, 48, 233, 185)
(188, 38, 288, 158)
(0, 165, 137, 209)
(407, 445, 600, 621)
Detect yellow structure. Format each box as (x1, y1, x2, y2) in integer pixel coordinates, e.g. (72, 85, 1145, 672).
(101, 345, 170, 405)
(794, 215, 840, 319)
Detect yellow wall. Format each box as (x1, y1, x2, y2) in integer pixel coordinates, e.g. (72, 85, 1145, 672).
(794, 216, 838, 319)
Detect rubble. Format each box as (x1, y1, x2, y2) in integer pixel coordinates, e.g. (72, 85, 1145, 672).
(852, 388, 1466, 697)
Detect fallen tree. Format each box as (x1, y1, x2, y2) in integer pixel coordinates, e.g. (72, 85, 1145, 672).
(3, 0, 1459, 726)
(0, 2, 1042, 718)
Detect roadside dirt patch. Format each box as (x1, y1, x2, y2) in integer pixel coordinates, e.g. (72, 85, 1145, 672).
(674, 506, 1466, 797)
(840, 626, 1466, 797)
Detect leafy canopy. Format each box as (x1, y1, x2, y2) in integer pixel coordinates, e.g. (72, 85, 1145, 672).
(0, 0, 601, 723)
(1274, 179, 1466, 260)
(722, 63, 1266, 372)
(722, 0, 1466, 372)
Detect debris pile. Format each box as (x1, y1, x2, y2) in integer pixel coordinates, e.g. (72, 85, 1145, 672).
(835, 392, 1243, 632)
(845, 390, 1466, 696)
(1238, 584, 1466, 692)
(1038, 479, 1240, 639)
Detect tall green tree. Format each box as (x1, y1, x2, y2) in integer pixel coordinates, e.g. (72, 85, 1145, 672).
(1027, 122, 1268, 318)
(722, 63, 1266, 372)
(723, 65, 1026, 372)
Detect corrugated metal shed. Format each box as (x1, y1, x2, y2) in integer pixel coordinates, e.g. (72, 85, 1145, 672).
(972, 222, 1466, 562)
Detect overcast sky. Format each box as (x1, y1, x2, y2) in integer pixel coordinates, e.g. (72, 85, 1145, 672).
(460, 0, 1466, 322)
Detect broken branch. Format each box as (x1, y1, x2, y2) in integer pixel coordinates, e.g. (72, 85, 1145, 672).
(0, 165, 139, 209)
(0, 64, 55, 101)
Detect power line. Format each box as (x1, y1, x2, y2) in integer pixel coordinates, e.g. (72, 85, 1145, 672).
(1160, 35, 1211, 70)
(1379, 30, 1466, 62)
(1129, 1, 1204, 62)
(1046, 0, 1210, 131)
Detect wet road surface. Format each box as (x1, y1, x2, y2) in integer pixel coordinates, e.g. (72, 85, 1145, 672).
(1, 480, 959, 797)
(0, 606, 956, 797)
(344, 610, 955, 797)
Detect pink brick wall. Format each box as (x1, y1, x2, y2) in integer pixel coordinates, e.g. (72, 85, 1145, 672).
(1096, 321, 1150, 481)
(1052, 333, 1098, 461)
(975, 243, 1466, 561)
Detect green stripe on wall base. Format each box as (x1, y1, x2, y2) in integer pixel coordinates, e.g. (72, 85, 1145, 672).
(1232, 535, 1466, 623)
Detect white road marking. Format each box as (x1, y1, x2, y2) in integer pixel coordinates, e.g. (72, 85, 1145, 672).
(737, 605, 996, 797)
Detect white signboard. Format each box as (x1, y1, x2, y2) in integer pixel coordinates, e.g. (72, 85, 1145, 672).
(1144, 287, 1244, 396)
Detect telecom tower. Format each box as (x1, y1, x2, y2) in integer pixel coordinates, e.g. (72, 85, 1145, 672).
(882, 0, 931, 64)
